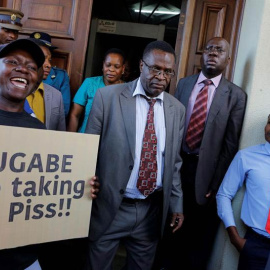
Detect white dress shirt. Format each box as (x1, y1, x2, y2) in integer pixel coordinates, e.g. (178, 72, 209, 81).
(124, 78, 166, 199)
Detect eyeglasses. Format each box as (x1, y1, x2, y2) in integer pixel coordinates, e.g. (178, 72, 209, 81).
(204, 46, 225, 54)
(142, 59, 175, 78)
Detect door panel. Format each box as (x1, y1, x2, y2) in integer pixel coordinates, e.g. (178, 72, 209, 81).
(187, 0, 234, 76)
(5, 0, 93, 97)
(14, 0, 77, 38)
(191, 2, 228, 75)
(197, 3, 227, 53)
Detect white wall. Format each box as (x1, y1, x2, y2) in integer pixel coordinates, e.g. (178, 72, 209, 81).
(209, 0, 269, 269)
(234, 0, 268, 148)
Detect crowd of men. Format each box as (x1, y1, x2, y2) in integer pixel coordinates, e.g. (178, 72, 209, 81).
(0, 6, 269, 270)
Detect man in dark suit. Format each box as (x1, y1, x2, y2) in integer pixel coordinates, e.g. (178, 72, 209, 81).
(84, 40, 186, 270)
(168, 37, 247, 270)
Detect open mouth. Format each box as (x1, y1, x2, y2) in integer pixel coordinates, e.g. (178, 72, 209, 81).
(10, 77, 28, 89)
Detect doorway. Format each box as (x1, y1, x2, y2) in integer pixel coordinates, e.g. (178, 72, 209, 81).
(83, 0, 183, 84)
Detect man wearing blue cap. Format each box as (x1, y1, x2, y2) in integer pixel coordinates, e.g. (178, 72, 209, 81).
(0, 8, 39, 118)
(0, 37, 99, 270)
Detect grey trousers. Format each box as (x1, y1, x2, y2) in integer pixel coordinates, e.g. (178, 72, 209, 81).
(85, 197, 162, 270)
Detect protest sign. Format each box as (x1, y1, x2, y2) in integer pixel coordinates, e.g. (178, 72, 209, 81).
(0, 126, 99, 250)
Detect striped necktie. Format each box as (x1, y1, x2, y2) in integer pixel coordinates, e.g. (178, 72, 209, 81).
(185, 79, 212, 150)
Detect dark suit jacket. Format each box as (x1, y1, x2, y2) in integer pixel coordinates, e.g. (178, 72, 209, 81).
(85, 79, 186, 241)
(175, 74, 247, 205)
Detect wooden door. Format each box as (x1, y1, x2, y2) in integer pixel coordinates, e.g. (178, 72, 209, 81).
(171, 0, 245, 94)
(4, 0, 93, 97)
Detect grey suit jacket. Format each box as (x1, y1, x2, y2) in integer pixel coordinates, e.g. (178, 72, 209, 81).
(175, 74, 247, 205)
(44, 83, 66, 131)
(85, 79, 186, 241)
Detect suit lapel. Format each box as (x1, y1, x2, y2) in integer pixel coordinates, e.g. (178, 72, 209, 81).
(181, 74, 199, 109)
(120, 80, 137, 160)
(163, 93, 174, 186)
(206, 76, 230, 124)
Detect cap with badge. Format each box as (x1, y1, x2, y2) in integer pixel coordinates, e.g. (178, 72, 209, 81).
(0, 7, 24, 31)
(0, 39, 45, 68)
(29, 32, 58, 50)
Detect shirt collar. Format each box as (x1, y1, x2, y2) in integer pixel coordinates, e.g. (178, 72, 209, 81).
(197, 72, 222, 88)
(133, 78, 164, 102)
(37, 82, 44, 93)
(31, 82, 44, 96)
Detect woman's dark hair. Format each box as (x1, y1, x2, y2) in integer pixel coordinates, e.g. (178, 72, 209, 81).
(104, 48, 126, 64)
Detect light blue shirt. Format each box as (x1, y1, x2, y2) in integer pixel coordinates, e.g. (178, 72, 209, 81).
(217, 142, 270, 238)
(73, 76, 105, 133)
(124, 78, 166, 199)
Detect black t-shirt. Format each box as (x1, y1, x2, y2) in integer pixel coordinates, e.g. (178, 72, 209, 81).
(0, 109, 46, 129)
(0, 109, 46, 270)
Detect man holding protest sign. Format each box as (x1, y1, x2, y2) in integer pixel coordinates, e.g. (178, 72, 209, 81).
(0, 38, 99, 270)
(0, 39, 45, 269)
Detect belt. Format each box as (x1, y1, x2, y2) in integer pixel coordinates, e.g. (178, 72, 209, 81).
(122, 189, 163, 204)
(247, 228, 270, 244)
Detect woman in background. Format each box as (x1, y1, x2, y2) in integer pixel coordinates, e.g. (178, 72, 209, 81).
(68, 48, 125, 132)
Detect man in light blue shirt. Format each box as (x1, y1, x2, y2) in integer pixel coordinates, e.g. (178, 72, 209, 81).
(217, 114, 270, 270)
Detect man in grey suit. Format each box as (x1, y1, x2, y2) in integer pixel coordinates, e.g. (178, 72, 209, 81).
(26, 79, 65, 131)
(26, 37, 66, 131)
(84, 41, 185, 270)
(164, 37, 247, 270)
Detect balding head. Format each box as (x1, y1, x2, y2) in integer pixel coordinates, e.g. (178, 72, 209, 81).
(206, 37, 230, 52)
